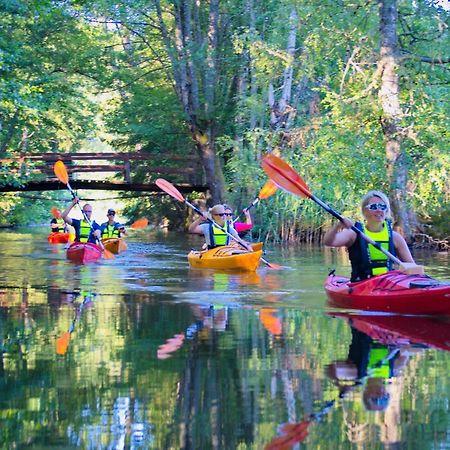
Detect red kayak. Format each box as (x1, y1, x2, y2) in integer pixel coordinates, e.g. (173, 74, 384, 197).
(325, 270, 450, 315)
(66, 242, 102, 264)
(333, 313, 450, 352)
(48, 232, 70, 244)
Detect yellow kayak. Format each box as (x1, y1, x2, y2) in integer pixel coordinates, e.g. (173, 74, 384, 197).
(101, 238, 128, 254)
(188, 244, 262, 271)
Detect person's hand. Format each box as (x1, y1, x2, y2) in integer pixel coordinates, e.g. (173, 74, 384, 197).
(72, 196, 79, 205)
(339, 217, 354, 229)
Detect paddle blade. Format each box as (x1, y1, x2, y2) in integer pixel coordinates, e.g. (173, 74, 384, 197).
(102, 248, 115, 259)
(156, 178, 185, 202)
(261, 258, 288, 270)
(261, 154, 311, 198)
(51, 207, 61, 219)
(258, 179, 278, 200)
(54, 160, 69, 185)
(265, 421, 311, 450)
(56, 331, 71, 355)
(130, 218, 149, 229)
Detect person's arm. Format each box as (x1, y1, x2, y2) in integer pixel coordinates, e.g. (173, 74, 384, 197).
(118, 224, 127, 236)
(323, 217, 356, 247)
(243, 209, 252, 225)
(393, 232, 415, 263)
(92, 222, 101, 240)
(61, 197, 79, 226)
(188, 214, 207, 234)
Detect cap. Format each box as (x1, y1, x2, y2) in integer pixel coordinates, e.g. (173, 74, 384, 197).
(107, 209, 116, 215)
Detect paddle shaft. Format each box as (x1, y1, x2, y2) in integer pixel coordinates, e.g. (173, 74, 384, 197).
(233, 198, 259, 224)
(310, 193, 403, 266)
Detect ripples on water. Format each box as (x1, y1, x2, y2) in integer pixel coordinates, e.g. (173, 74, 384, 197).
(0, 228, 449, 449)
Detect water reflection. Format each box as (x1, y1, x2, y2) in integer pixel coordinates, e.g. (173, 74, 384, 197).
(0, 230, 449, 449)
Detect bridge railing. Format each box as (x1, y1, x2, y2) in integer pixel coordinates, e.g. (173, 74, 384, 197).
(1, 152, 204, 186)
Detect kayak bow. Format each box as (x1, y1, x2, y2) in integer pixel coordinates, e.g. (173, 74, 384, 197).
(48, 232, 70, 244)
(325, 271, 450, 315)
(66, 242, 102, 264)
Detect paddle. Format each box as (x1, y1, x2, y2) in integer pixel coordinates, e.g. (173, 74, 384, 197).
(130, 218, 149, 229)
(233, 179, 278, 224)
(261, 153, 424, 275)
(53, 161, 114, 259)
(155, 178, 284, 270)
(56, 295, 91, 355)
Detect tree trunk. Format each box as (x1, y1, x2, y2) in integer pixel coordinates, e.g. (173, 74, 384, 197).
(378, 0, 414, 241)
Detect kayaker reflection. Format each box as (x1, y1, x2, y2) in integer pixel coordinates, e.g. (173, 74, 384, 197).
(323, 190, 416, 281)
(100, 208, 127, 238)
(188, 204, 253, 251)
(61, 197, 101, 243)
(326, 325, 419, 412)
(157, 304, 229, 359)
(223, 203, 253, 237)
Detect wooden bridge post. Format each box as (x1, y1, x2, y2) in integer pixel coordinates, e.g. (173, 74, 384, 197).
(124, 157, 131, 183)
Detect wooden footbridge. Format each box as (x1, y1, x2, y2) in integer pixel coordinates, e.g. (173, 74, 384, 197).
(0, 152, 207, 193)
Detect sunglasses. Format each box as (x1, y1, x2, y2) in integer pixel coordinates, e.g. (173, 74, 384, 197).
(214, 213, 227, 217)
(108, 213, 115, 216)
(84, 210, 93, 213)
(366, 203, 387, 211)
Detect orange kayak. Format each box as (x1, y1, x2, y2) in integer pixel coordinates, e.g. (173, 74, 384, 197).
(66, 242, 102, 264)
(188, 245, 262, 271)
(48, 232, 70, 244)
(101, 238, 128, 254)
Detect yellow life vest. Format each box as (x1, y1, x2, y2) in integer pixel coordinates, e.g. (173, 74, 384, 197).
(363, 223, 390, 276)
(211, 223, 229, 247)
(102, 224, 119, 238)
(79, 220, 92, 243)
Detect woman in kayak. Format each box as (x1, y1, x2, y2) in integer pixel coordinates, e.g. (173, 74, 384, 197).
(323, 190, 415, 281)
(223, 204, 253, 237)
(189, 204, 253, 251)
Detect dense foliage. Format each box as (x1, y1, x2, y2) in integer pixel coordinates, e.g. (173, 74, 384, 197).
(0, 0, 448, 243)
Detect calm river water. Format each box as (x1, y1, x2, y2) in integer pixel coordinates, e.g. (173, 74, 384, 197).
(0, 228, 449, 449)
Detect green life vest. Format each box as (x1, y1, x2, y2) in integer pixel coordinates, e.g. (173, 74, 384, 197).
(363, 223, 390, 276)
(79, 220, 92, 243)
(102, 224, 119, 238)
(368, 346, 391, 378)
(208, 222, 230, 247)
(53, 218, 66, 233)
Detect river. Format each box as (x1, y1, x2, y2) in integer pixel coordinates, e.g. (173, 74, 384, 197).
(0, 228, 449, 449)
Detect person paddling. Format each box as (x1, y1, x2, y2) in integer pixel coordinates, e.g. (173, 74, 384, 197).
(323, 190, 415, 282)
(61, 197, 101, 243)
(223, 204, 253, 237)
(188, 204, 253, 251)
(100, 209, 127, 239)
(50, 209, 68, 234)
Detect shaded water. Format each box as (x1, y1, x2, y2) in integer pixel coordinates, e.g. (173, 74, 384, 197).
(0, 228, 449, 449)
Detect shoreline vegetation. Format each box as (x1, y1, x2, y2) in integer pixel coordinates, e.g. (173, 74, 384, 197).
(0, 1, 448, 250)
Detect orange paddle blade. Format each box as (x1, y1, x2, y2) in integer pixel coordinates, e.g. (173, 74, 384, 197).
(51, 207, 61, 218)
(130, 218, 149, 229)
(261, 154, 311, 198)
(56, 331, 71, 355)
(156, 178, 185, 202)
(54, 160, 69, 185)
(258, 179, 278, 200)
(102, 248, 115, 259)
(265, 421, 311, 450)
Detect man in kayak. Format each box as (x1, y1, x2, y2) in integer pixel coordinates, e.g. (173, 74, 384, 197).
(323, 190, 415, 282)
(223, 204, 253, 237)
(189, 204, 253, 251)
(61, 197, 101, 243)
(100, 209, 127, 239)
